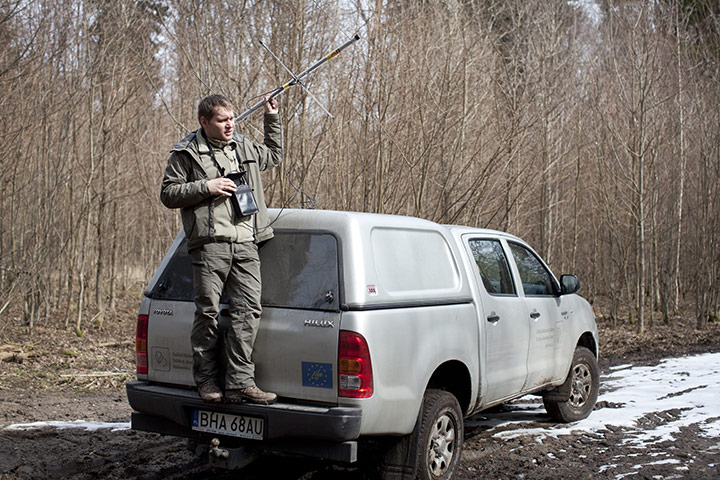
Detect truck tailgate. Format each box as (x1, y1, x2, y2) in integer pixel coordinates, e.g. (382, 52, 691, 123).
(251, 307, 340, 403)
(146, 302, 341, 404)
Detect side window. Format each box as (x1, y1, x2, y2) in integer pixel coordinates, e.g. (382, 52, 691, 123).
(508, 243, 556, 296)
(468, 239, 516, 295)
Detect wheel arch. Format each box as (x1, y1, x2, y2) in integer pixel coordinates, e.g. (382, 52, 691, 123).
(577, 331, 598, 358)
(425, 360, 472, 415)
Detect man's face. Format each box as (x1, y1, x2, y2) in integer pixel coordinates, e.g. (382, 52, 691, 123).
(200, 106, 235, 142)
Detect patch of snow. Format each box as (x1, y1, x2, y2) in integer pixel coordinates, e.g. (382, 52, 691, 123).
(466, 352, 720, 477)
(468, 352, 720, 450)
(5, 420, 130, 432)
(641, 459, 681, 466)
(615, 470, 638, 479)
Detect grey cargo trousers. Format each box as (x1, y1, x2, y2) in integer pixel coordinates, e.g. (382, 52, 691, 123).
(189, 241, 262, 390)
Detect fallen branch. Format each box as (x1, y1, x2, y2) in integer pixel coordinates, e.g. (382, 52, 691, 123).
(60, 371, 132, 378)
(1, 351, 26, 363)
(97, 340, 133, 348)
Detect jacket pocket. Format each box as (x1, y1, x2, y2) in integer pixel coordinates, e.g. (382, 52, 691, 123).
(182, 201, 210, 240)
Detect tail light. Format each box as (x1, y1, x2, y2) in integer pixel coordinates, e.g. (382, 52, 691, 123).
(338, 331, 373, 398)
(136, 314, 149, 375)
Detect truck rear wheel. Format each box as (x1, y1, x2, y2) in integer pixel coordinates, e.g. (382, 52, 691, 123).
(543, 346, 599, 423)
(416, 389, 463, 480)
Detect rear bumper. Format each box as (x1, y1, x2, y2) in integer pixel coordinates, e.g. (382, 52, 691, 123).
(126, 381, 362, 460)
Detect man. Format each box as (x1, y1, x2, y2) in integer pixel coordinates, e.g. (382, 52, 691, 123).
(161, 94, 282, 404)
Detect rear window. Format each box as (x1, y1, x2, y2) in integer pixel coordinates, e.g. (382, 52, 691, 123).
(149, 232, 340, 311)
(260, 232, 340, 311)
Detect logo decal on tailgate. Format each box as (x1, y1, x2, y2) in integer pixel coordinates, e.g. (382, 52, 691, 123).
(304, 318, 335, 328)
(302, 362, 333, 389)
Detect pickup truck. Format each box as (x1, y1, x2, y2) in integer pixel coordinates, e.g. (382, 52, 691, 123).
(126, 208, 599, 479)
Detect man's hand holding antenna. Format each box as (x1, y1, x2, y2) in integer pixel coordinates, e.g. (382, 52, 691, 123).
(263, 93, 278, 114)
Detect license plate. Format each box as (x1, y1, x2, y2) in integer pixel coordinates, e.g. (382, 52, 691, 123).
(191, 410, 264, 440)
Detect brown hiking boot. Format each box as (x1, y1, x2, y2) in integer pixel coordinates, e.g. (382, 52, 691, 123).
(225, 386, 277, 405)
(197, 381, 223, 403)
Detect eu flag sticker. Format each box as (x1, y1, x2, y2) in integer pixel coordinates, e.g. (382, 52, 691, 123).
(302, 362, 333, 389)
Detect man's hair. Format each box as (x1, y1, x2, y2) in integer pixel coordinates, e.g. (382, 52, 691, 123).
(198, 94, 234, 122)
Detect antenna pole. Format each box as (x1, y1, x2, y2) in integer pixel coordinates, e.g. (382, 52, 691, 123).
(235, 34, 360, 123)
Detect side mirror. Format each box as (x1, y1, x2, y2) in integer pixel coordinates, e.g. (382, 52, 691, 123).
(560, 274, 580, 295)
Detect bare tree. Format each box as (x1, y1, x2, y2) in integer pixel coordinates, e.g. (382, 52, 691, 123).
(1, 0, 719, 337)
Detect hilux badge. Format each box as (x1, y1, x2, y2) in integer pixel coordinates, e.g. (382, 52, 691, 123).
(304, 319, 335, 328)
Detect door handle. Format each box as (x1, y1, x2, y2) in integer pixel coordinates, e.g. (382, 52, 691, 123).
(530, 311, 541, 319)
(487, 313, 500, 323)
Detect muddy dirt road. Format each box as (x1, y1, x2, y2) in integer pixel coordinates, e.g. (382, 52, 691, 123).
(2, 352, 719, 480)
(2, 314, 719, 479)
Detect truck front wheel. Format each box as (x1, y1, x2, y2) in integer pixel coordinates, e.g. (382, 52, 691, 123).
(543, 346, 599, 423)
(417, 389, 463, 480)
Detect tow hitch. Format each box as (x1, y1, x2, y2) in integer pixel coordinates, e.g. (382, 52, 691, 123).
(207, 437, 258, 470)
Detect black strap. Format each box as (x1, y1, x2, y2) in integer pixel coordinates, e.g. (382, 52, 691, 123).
(200, 129, 246, 182)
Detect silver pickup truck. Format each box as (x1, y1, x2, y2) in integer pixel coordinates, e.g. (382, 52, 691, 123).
(127, 208, 598, 479)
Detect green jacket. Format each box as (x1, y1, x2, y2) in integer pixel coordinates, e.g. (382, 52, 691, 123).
(161, 113, 283, 250)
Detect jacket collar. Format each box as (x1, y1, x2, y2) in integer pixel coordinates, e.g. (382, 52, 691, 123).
(171, 129, 245, 179)
(173, 129, 242, 155)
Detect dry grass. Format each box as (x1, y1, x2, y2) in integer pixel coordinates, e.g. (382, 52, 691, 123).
(0, 296, 138, 392)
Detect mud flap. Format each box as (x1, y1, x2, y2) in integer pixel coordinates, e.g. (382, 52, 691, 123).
(542, 372, 572, 402)
(376, 413, 422, 480)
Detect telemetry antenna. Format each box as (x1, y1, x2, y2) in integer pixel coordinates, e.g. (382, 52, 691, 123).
(235, 34, 361, 123)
